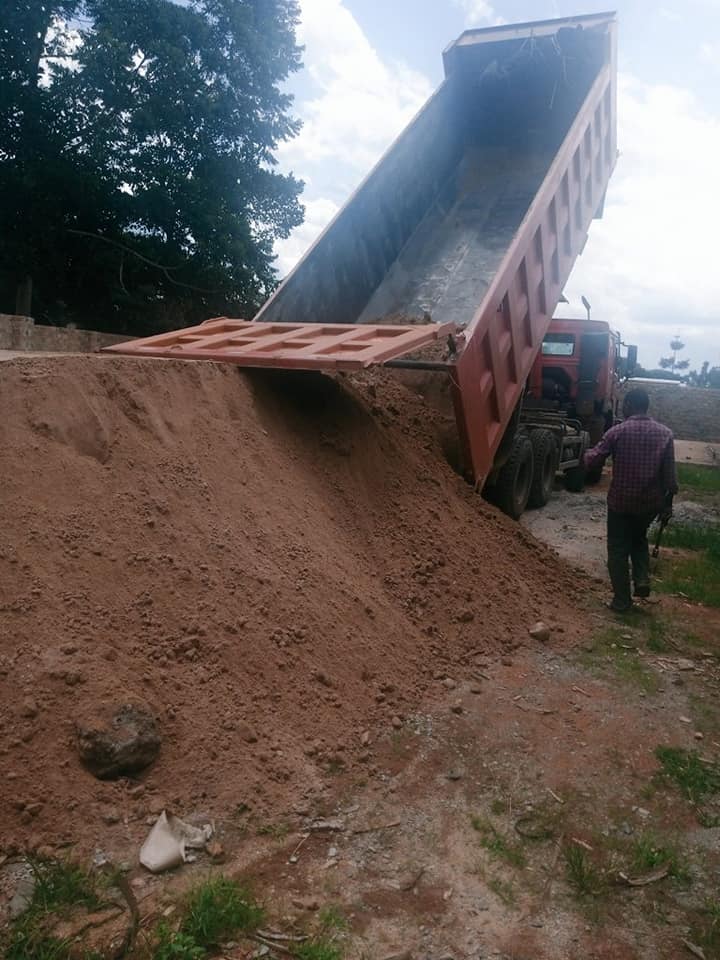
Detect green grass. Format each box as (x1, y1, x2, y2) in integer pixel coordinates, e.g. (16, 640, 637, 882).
(153, 924, 206, 960)
(181, 876, 264, 949)
(563, 844, 607, 900)
(2, 859, 106, 960)
(471, 816, 526, 868)
(659, 522, 720, 551)
(655, 746, 720, 804)
(646, 618, 669, 653)
(257, 822, 290, 840)
(629, 833, 690, 883)
(677, 463, 720, 493)
(653, 521, 720, 607)
(294, 940, 343, 960)
(578, 628, 660, 694)
(692, 899, 720, 955)
(318, 904, 349, 933)
(487, 876, 516, 907)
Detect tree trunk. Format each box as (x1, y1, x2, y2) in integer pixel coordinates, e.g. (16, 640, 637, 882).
(15, 275, 33, 317)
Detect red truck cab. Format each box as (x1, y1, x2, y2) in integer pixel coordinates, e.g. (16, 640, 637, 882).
(527, 317, 632, 444)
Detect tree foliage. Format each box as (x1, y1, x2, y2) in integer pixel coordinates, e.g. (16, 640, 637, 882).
(0, 0, 304, 334)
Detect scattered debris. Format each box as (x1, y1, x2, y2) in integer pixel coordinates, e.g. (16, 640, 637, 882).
(288, 834, 310, 864)
(353, 819, 402, 835)
(682, 940, 707, 959)
(309, 818, 344, 832)
(139, 811, 212, 873)
(618, 863, 670, 886)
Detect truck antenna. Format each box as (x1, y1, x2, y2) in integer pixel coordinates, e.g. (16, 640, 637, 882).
(581, 296, 591, 321)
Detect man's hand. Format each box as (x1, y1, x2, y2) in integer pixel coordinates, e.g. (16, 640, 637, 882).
(658, 494, 673, 523)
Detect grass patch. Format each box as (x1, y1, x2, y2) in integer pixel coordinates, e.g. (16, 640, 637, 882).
(294, 940, 343, 960)
(646, 618, 669, 653)
(578, 628, 660, 694)
(487, 876, 516, 907)
(181, 876, 263, 949)
(2, 859, 106, 960)
(257, 822, 290, 840)
(153, 924, 206, 960)
(471, 816, 526, 868)
(629, 833, 690, 883)
(318, 904, 349, 933)
(660, 523, 720, 551)
(655, 746, 720, 804)
(563, 844, 607, 900)
(677, 463, 720, 493)
(692, 899, 720, 955)
(653, 521, 720, 607)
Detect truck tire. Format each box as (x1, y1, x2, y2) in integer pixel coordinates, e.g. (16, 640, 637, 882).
(527, 429, 557, 508)
(585, 415, 605, 484)
(564, 431, 590, 493)
(494, 434, 534, 520)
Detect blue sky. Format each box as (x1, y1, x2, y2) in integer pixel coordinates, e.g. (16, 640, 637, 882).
(275, 0, 720, 370)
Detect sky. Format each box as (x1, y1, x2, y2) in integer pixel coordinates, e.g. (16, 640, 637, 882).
(274, 0, 720, 371)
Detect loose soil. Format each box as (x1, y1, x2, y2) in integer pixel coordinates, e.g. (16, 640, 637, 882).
(3, 355, 720, 960)
(0, 355, 580, 861)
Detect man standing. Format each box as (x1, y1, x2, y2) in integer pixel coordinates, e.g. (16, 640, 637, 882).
(584, 388, 678, 612)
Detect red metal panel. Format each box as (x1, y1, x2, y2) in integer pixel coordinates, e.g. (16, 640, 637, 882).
(104, 318, 456, 371)
(451, 31, 617, 486)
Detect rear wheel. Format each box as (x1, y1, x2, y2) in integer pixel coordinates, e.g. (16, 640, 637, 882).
(494, 434, 534, 519)
(585, 415, 606, 484)
(527, 429, 557, 508)
(564, 431, 590, 493)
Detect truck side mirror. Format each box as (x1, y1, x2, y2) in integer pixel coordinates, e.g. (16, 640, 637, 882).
(626, 345, 638, 377)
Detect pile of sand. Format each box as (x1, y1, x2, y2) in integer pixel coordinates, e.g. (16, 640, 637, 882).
(0, 355, 582, 855)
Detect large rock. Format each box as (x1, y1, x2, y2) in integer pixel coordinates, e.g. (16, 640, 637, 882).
(76, 703, 160, 780)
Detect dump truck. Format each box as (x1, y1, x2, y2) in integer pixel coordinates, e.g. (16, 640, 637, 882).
(108, 12, 626, 519)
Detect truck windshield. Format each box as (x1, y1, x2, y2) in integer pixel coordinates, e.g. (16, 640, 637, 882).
(542, 334, 575, 356)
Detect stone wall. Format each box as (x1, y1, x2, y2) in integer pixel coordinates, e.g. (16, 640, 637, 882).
(0, 314, 129, 353)
(627, 380, 720, 442)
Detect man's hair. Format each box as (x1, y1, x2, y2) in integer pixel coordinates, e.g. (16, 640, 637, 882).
(624, 388, 650, 414)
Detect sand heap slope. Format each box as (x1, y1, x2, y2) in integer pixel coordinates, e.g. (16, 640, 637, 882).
(0, 355, 581, 853)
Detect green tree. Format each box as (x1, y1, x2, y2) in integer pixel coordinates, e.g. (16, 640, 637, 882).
(659, 336, 688, 376)
(0, 0, 304, 334)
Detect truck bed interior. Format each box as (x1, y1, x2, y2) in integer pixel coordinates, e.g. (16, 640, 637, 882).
(256, 16, 611, 330)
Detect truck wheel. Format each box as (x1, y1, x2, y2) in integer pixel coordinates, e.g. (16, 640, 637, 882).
(564, 431, 590, 493)
(585, 416, 605, 484)
(527, 429, 557, 508)
(494, 434, 534, 519)
(585, 463, 603, 485)
(564, 463, 586, 492)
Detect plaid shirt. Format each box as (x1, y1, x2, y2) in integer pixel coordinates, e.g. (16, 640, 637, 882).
(584, 415, 678, 515)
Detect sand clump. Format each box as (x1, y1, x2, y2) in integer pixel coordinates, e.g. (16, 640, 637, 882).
(0, 355, 582, 855)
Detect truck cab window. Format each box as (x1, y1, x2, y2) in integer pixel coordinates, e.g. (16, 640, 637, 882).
(542, 334, 575, 357)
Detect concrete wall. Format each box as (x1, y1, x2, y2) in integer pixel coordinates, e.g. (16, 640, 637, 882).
(0, 314, 129, 353)
(626, 380, 720, 443)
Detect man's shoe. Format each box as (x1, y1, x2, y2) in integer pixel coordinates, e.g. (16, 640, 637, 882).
(634, 584, 651, 599)
(607, 598, 634, 613)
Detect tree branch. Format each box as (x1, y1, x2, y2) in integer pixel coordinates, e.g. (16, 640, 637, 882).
(67, 229, 218, 293)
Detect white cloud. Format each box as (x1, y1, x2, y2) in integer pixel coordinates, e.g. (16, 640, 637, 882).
(278, 0, 433, 178)
(274, 0, 433, 279)
(700, 40, 720, 67)
(559, 74, 720, 369)
(453, 0, 504, 27)
(274, 196, 339, 276)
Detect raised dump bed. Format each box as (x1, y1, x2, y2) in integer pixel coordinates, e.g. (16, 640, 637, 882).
(108, 13, 618, 491)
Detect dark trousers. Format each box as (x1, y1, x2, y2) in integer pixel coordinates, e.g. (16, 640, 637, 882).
(607, 509, 657, 606)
